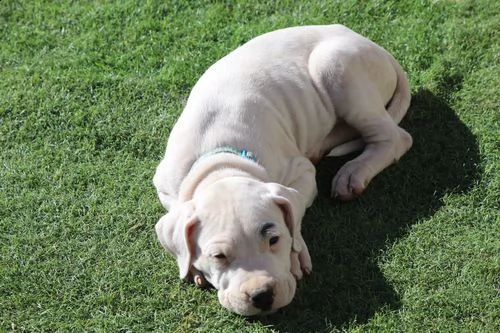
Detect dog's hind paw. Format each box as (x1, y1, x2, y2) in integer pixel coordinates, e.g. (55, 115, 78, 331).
(331, 160, 369, 201)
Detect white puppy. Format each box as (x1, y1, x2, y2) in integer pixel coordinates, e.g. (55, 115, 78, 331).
(154, 24, 412, 315)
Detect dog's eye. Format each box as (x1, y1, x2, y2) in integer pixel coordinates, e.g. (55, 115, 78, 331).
(213, 253, 227, 260)
(269, 236, 280, 246)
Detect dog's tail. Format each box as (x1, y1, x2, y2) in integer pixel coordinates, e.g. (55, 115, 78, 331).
(327, 54, 411, 157)
(385, 53, 412, 124)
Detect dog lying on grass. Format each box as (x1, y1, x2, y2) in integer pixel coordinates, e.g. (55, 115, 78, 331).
(153, 24, 412, 316)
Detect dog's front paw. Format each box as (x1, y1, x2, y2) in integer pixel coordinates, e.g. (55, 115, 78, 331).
(291, 251, 303, 280)
(331, 160, 370, 201)
(290, 247, 312, 280)
(299, 249, 312, 275)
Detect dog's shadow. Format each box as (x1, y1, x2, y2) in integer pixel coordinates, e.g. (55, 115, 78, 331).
(257, 88, 480, 331)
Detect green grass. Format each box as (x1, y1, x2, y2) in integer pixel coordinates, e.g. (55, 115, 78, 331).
(1, 0, 499, 332)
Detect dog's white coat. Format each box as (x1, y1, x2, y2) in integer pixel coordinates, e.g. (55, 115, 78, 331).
(154, 24, 412, 315)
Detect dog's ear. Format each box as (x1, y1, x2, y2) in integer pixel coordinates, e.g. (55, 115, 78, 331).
(265, 183, 306, 253)
(155, 201, 198, 279)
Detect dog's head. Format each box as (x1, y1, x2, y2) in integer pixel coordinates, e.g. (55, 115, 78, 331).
(155, 177, 304, 315)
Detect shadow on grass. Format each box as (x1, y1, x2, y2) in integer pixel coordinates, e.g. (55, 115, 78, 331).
(257, 89, 480, 332)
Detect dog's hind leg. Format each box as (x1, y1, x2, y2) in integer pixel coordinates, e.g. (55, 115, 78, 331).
(329, 73, 412, 200)
(331, 111, 412, 201)
(309, 41, 412, 201)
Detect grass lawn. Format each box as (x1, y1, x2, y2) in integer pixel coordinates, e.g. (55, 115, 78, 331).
(1, 0, 499, 332)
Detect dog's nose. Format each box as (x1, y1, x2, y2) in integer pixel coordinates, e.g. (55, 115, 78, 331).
(249, 288, 274, 311)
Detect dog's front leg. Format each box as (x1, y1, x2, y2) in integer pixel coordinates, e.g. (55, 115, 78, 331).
(290, 234, 312, 280)
(282, 157, 317, 277)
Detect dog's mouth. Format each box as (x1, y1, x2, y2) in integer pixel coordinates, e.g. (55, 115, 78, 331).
(220, 274, 297, 316)
(217, 287, 289, 316)
(188, 266, 296, 315)
(190, 270, 278, 315)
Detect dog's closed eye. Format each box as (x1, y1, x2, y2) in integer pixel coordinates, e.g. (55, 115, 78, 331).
(210, 252, 230, 268)
(213, 253, 227, 260)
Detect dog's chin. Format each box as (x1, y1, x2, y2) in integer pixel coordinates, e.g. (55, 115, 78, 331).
(220, 302, 280, 317)
(222, 300, 288, 316)
(257, 308, 279, 316)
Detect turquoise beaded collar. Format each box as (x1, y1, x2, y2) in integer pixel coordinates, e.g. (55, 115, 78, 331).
(194, 147, 258, 166)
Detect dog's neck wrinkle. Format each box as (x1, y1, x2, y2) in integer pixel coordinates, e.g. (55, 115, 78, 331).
(178, 154, 269, 202)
